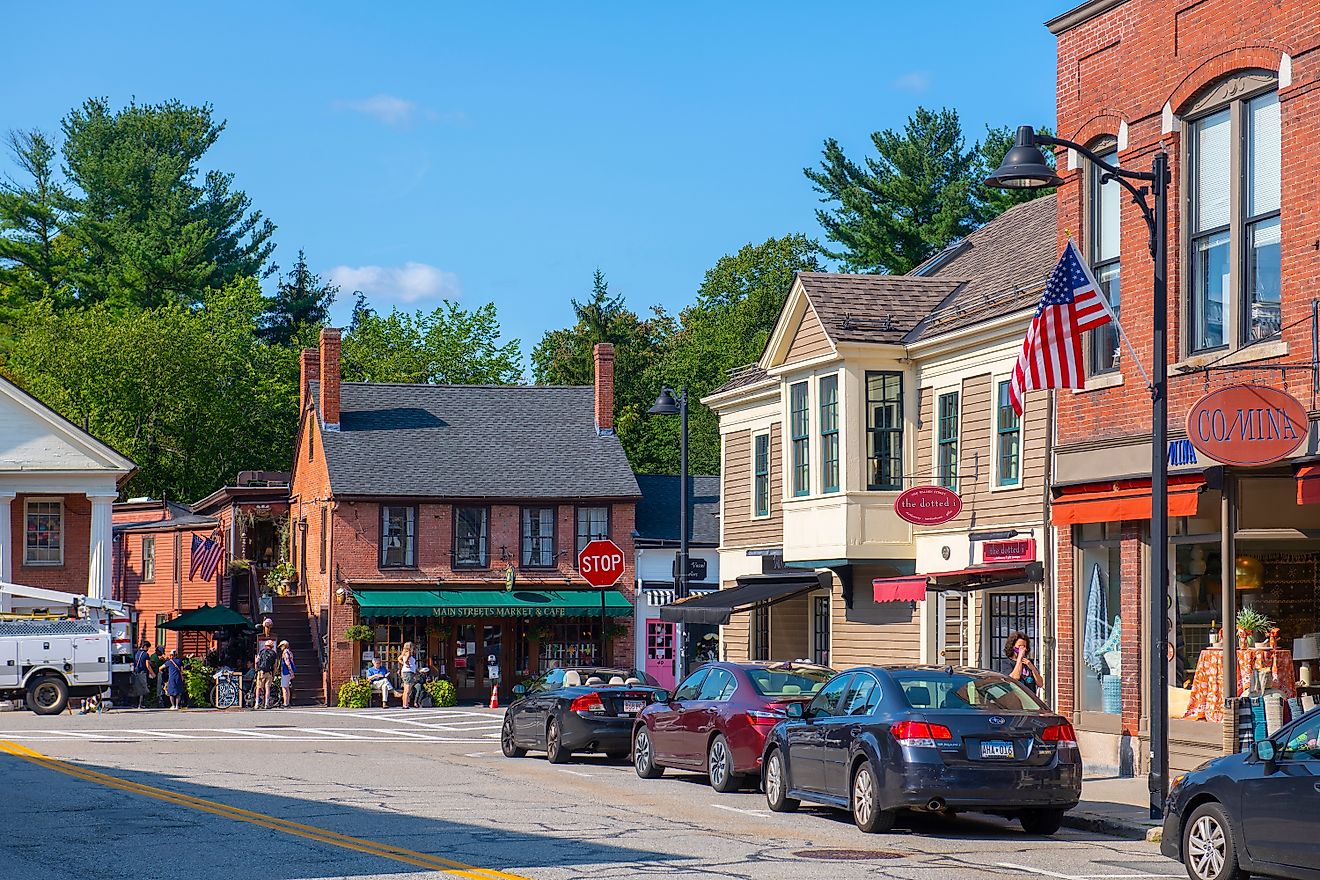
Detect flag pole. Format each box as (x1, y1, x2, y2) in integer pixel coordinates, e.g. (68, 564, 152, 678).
(1068, 239, 1153, 391)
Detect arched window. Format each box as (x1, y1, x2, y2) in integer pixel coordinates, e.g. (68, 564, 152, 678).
(1086, 137, 1121, 376)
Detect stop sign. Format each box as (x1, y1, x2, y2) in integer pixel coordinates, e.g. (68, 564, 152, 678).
(577, 539, 626, 587)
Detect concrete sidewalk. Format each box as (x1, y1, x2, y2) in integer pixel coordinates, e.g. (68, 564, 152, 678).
(1066, 776, 1164, 841)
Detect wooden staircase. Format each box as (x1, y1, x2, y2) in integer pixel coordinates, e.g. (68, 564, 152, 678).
(269, 595, 324, 705)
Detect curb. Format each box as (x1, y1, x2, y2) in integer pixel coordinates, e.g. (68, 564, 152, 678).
(1063, 810, 1163, 842)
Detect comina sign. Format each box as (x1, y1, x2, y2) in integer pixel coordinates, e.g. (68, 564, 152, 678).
(1186, 384, 1308, 467)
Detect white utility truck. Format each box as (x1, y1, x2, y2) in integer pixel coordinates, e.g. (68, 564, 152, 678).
(0, 581, 137, 714)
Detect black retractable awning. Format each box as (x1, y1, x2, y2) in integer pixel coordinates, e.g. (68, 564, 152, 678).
(659, 571, 832, 626)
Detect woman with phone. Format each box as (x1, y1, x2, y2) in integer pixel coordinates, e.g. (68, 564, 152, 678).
(1005, 631, 1044, 696)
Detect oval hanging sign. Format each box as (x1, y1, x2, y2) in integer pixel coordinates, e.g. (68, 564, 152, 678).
(894, 485, 962, 525)
(1186, 384, 1309, 467)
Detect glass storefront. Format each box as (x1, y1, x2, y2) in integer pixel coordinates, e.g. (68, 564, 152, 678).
(1076, 525, 1123, 716)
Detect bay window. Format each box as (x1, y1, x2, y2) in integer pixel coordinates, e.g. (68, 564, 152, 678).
(819, 375, 839, 494)
(865, 372, 903, 491)
(790, 382, 809, 497)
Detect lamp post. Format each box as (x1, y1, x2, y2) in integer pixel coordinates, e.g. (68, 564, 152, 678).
(648, 386, 690, 681)
(987, 126, 1170, 820)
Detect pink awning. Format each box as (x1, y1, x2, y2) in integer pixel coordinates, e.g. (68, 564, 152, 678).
(872, 576, 928, 603)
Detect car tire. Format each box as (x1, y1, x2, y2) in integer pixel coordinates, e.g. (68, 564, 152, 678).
(1183, 802, 1244, 880)
(764, 749, 799, 813)
(26, 676, 69, 716)
(501, 717, 527, 758)
(851, 760, 896, 833)
(708, 734, 741, 793)
(546, 718, 571, 764)
(1019, 808, 1065, 836)
(633, 726, 664, 778)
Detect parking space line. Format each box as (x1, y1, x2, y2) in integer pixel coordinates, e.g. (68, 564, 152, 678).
(996, 864, 1181, 880)
(125, 729, 194, 739)
(215, 728, 284, 738)
(709, 803, 770, 817)
(553, 768, 595, 778)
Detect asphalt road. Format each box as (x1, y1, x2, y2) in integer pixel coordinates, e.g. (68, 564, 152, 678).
(0, 705, 1185, 880)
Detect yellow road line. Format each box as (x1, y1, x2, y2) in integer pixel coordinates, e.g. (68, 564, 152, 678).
(0, 740, 531, 880)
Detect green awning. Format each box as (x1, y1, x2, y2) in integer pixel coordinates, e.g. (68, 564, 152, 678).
(355, 588, 634, 619)
(161, 604, 253, 630)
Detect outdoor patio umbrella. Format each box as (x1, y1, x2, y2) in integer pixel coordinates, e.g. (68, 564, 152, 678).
(160, 604, 253, 631)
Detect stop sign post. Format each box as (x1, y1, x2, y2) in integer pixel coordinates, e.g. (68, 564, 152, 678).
(578, 539, 625, 665)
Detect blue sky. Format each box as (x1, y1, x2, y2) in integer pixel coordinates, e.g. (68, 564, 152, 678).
(0, 2, 1062, 360)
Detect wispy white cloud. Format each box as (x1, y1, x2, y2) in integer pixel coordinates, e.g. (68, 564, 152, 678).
(333, 94, 469, 129)
(893, 71, 932, 93)
(328, 262, 461, 304)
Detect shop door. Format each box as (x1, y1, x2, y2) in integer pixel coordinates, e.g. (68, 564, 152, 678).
(646, 620, 675, 689)
(480, 623, 505, 701)
(984, 592, 1037, 675)
(453, 624, 480, 699)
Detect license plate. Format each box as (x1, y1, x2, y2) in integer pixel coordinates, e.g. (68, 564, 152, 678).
(623, 699, 645, 715)
(980, 740, 1015, 759)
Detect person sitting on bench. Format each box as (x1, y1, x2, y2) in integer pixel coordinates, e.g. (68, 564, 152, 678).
(365, 658, 399, 707)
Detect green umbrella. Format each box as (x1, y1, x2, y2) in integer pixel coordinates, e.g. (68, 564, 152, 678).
(160, 604, 253, 631)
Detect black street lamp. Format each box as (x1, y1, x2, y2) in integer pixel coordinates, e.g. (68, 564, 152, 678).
(648, 386, 690, 679)
(987, 125, 1171, 820)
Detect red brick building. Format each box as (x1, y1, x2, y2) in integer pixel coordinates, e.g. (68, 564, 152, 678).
(292, 330, 640, 704)
(1047, 0, 1319, 774)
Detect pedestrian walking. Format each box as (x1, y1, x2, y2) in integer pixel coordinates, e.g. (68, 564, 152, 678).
(398, 641, 418, 709)
(279, 640, 295, 708)
(147, 644, 166, 707)
(259, 617, 277, 646)
(253, 639, 277, 709)
(131, 641, 151, 709)
(163, 649, 186, 711)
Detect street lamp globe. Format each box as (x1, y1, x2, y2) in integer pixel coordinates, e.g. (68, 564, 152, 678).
(648, 388, 681, 415)
(985, 125, 1064, 190)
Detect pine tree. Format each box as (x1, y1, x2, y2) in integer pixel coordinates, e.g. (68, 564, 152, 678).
(259, 249, 338, 346)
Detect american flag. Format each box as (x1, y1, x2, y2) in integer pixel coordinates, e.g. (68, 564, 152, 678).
(189, 533, 224, 582)
(1008, 240, 1116, 416)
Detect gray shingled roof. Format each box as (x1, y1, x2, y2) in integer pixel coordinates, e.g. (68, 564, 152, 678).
(312, 382, 640, 499)
(634, 474, 720, 545)
(707, 363, 773, 398)
(797, 273, 961, 345)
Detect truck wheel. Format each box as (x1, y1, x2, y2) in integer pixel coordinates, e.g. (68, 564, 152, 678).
(26, 676, 69, 715)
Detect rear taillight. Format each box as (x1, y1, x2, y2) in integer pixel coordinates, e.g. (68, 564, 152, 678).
(747, 709, 786, 725)
(890, 721, 954, 747)
(569, 692, 606, 713)
(1042, 723, 1077, 746)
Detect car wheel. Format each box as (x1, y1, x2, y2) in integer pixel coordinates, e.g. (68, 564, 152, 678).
(708, 734, 740, 793)
(851, 760, 896, 833)
(26, 676, 69, 716)
(764, 749, 799, 813)
(1019, 808, 1065, 836)
(546, 718, 571, 764)
(633, 726, 664, 779)
(500, 717, 526, 758)
(1183, 802, 1244, 880)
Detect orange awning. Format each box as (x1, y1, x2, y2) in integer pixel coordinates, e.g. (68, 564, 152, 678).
(1297, 465, 1320, 505)
(1051, 474, 1206, 526)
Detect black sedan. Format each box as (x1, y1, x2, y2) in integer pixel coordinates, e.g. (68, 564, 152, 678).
(1161, 707, 1320, 880)
(501, 667, 665, 763)
(761, 665, 1082, 834)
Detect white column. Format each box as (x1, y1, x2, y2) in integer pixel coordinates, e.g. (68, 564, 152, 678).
(0, 492, 14, 584)
(87, 494, 117, 600)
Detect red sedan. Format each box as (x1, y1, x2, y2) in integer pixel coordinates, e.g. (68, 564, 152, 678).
(632, 661, 835, 792)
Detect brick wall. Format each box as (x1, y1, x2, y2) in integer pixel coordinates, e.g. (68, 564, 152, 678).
(11, 493, 90, 593)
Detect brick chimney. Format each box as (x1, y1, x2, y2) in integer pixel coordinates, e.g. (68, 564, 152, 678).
(319, 327, 342, 431)
(299, 347, 320, 414)
(593, 342, 615, 434)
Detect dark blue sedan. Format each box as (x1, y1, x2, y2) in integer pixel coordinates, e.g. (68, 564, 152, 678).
(761, 665, 1082, 833)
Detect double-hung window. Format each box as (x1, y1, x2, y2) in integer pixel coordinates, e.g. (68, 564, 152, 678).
(790, 382, 810, 497)
(142, 536, 156, 583)
(521, 507, 556, 567)
(453, 506, 489, 568)
(1188, 81, 1280, 352)
(24, 499, 62, 565)
(752, 433, 770, 517)
(936, 391, 959, 489)
(865, 372, 903, 490)
(819, 375, 839, 493)
(575, 506, 609, 560)
(380, 505, 416, 568)
(995, 381, 1021, 487)
(1089, 145, 1121, 375)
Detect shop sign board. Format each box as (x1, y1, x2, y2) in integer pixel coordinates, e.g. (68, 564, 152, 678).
(1186, 384, 1308, 467)
(982, 538, 1036, 563)
(578, 538, 626, 587)
(894, 485, 962, 526)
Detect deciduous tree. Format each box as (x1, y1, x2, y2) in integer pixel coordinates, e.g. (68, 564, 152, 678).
(341, 297, 523, 385)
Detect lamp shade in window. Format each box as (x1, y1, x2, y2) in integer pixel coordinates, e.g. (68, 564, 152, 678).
(1235, 555, 1264, 591)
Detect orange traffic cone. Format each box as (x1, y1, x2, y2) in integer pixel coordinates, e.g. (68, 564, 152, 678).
(489, 683, 499, 709)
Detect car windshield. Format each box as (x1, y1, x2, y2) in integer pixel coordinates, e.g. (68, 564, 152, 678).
(892, 671, 1045, 712)
(746, 665, 834, 698)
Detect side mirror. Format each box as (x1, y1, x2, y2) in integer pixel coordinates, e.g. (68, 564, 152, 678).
(512, 685, 526, 697)
(655, 690, 670, 703)
(1254, 740, 1276, 763)
(785, 702, 805, 720)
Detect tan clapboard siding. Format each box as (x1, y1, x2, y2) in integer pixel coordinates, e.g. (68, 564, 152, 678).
(722, 601, 750, 662)
(770, 594, 811, 660)
(829, 593, 922, 667)
(784, 305, 832, 364)
(917, 387, 933, 480)
(723, 424, 783, 547)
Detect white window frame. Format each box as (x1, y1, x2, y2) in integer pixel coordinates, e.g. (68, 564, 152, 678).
(751, 430, 772, 519)
(931, 385, 960, 490)
(818, 373, 841, 494)
(989, 377, 1023, 492)
(788, 380, 812, 498)
(23, 497, 64, 566)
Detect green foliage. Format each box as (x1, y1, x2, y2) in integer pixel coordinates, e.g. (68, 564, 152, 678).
(259, 249, 338, 346)
(0, 129, 74, 314)
(264, 560, 297, 596)
(804, 107, 1054, 274)
(344, 624, 374, 642)
(337, 677, 373, 709)
(60, 98, 276, 308)
(342, 296, 523, 384)
(183, 661, 214, 707)
(1236, 608, 1273, 637)
(424, 678, 457, 708)
(2, 278, 298, 500)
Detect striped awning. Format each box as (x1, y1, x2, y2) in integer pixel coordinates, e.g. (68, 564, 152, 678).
(642, 585, 716, 607)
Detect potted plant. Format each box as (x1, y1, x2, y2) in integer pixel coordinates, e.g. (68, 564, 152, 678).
(264, 561, 296, 597)
(1236, 608, 1273, 649)
(344, 624, 374, 643)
